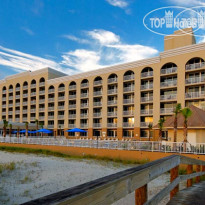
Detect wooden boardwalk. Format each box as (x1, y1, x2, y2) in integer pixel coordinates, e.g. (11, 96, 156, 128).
(168, 181, 205, 205)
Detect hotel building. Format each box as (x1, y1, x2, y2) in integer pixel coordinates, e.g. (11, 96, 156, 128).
(0, 28, 205, 140)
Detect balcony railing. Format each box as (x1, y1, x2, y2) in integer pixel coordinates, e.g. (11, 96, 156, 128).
(123, 110, 134, 116)
(141, 84, 153, 90)
(23, 102, 28, 105)
(15, 102, 20, 106)
(93, 123, 101, 128)
(9, 96, 13, 100)
(81, 103, 88, 108)
(30, 109, 36, 113)
(2, 97, 6, 101)
(48, 98, 55, 102)
(185, 76, 205, 85)
(123, 98, 134, 104)
(160, 67, 177, 75)
(94, 80, 102, 86)
(30, 100, 36, 104)
(22, 117, 27, 121)
(69, 95, 76, 99)
(39, 116, 45, 120)
(58, 96, 65, 101)
(123, 86, 134, 92)
(107, 89, 118, 95)
(48, 116, 54, 120)
(186, 62, 205, 71)
(93, 102, 102, 107)
(107, 112, 117, 117)
(160, 94, 177, 101)
(93, 91, 102, 96)
(48, 107, 55, 111)
(160, 80, 177, 88)
(108, 78, 117, 84)
(160, 108, 174, 114)
(58, 106, 65, 110)
(81, 124, 88, 128)
(123, 75, 134, 81)
(123, 122, 134, 128)
(31, 84, 36, 88)
(58, 87, 65, 92)
(140, 122, 153, 127)
(16, 95, 20, 99)
(185, 91, 205, 99)
(107, 123, 117, 128)
(31, 92, 36, 96)
(39, 90, 45, 95)
(140, 109, 153, 115)
(8, 104, 13, 107)
(39, 82, 45, 87)
(81, 83, 89, 88)
(29, 116, 35, 121)
(2, 105, 6, 108)
(23, 94, 28, 98)
(69, 114, 76, 119)
(2, 112, 6, 115)
(80, 113, 88, 118)
(39, 108, 45, 112)
(141, 96, 153, 102)
(39, 99, 45, 104)
(107, 100, 117, 105)
(68, 124, 76, 128)
(69, 85, 76, 90)
(9, 89, 13, 92)
(15, 110, 20, 114)
(93, 113, 101, 118)
(69, 104, 76, 109)
(48, 89, 55, 93)
(58, 115, 64, 119)
(47, 125, 54, 129)
(16, 87, 20, 91)
(23, 85, 28, 89)
(8, 111, 13, 115)
(81, 93, 89, 98)
(141, 71, 153, 78)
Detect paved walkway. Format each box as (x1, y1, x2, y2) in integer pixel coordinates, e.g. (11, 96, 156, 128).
(168, 181, 205, 205)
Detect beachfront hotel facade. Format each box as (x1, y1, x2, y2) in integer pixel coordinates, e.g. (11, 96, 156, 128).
(0, 28, 205, 140)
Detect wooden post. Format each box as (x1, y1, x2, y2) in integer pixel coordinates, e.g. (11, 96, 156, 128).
(135, 184, 147, 205)
(187, 164, 193, 187)
(170, 166, 179, 199)
(202, 165, 205, 177)
(196, 165, 201, 183)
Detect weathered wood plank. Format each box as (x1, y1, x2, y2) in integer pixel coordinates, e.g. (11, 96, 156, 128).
(186, 164, 193, 188)
(196, 165, 201, 183)
(135, 184, 147, 205)
(170, 166, 179, 198)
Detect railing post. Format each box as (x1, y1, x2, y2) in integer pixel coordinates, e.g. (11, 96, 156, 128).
(187, 164, 193, 187)
(135, 184, 147, 205)
(202, 165, 205, 177)
(196, 165, 201, 183)
(170, 165, 179, 199)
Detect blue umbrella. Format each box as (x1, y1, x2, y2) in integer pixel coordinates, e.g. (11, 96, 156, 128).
(20, 130, 26, 133)
(66, 128, 87, 133)
(28, 130, 37, 134)
(12, 130, 17, 134)
(36, 129, 52, 133)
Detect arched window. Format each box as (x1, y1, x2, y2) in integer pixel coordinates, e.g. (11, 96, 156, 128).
(186, 57, 205, 71)
(141, 67, 153, 78)
(39, 77, 45, 83)
(108, 74, 118, 83)
(161, 63, 177, 75)
(123, 70, 134, 81)
(81, 79, 89, 88)
(31, 79, 36, 84)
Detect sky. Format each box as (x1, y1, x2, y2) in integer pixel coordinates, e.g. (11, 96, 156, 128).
(0, 0, 205, 79)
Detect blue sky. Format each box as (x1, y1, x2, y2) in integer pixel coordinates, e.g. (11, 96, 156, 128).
(0, 0, 205, 79)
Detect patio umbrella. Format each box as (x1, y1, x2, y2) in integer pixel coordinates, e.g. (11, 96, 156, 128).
(28, 130, 37, 134)
(66, 128, 87, 133)
(19, 130, 26, 133)
(12, 130, 17, 134)
(36, 129, 52, 133)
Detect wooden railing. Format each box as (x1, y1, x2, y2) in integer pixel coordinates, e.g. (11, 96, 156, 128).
(22, 155, 205, 205)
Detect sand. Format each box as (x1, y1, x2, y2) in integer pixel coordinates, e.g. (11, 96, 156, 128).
(0, 151, 170, 205)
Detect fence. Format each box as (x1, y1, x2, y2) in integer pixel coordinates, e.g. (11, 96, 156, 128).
(1, 137, 205, 154)
(22, 155, 205, 205)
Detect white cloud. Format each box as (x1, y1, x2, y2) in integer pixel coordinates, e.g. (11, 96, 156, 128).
(87, 29, 120, 45)
(106, 0, 128, 8)
(62, 35, 90, 44)
(168, 0, 205, 6)
(21, 27, 35, 36)
(198, 36, 205, 43)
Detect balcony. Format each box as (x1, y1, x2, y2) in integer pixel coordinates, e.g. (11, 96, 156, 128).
(68, 124, 76, 128)
(58, 96, 65, 101)
(81, 93, 89, 98)
(23, 85, 28, 89)
(8, 111, 13, 115)
(48, 98, 55, 102)
(81, 124, 88, 128)
(186, 62, 205, 71)
(16, 87, 20, 91)
(9, 89, 13, 93)
(30, 117, 36, 121)
(123, 122, 134, 128)
(140, 109, 153, 115)
(16, 95, 20, 99)
(123, 75, 134, 81)
(15, 118, 20, 122)
(123, 86, 134, 92)
(81, 113, 88, 118)
(30, 100, 36, 104)
(81, 83, 89, 88)
(123, 110, 134, 116)
(58, 87, 65, 92)
(69, 85, 76, 90)
(93, 91, 102, 96)
(39, 108, 45, 112)
(58, 124, 64, 129)
(160, 94, 177, 101)
(107, 89, 117, 95)
(141, 96, 153, 103)
(9, 96, 13, 100)
(69, 104, 76, 109)
(141, 71, 153, 78)
(9, 104, 13, 107)
(22, 117, 27, 121)
(23, 102, 28, 105)
(107, 100, 117, 105)
(48, 89, 55, 93)
(2, 105, 6, 108)
(94, 80, 102, 86)
(31, 84, 36, 88)
(47, 125, 54, 129)
(81, 103, 88, 108)
(186, 76, 205, 85)
(15, 110, 20, 114)
(93, 113, 101, 118)
(2, 112, 6, 115)
(30, 109, 36, 113)
(2, 97, 6, 101)
(141, 84, 153, 90)
(31, 92, 36, 96)
(39, 99, 45, 104)
(39, 116, 45, 120)
(93, 102, 102, 107)
(48, 107, 55, 111)
(107, 123, 117, 128)
(107, 112, 117, 117)
(185, 91, 205, 99)
(48, 116, 54, 120)
(23, 94, 28, 98)
(160, 80, 177, 88)
(123, 98, 134, 104)
(69, 114, 76, 119)
(160, 108, 174, 114)
(108, 78, 117, 84)
(15, 102, 20, 106)
(39, 82, 45, 87)
(39, 90, 45, 95)
(58, 106, 65, 110)
(58, 115, 64, 119)
(160, 67, 177, 75)
(140, 122, 153, 127)
(2, 90, 6, 94)
(69, 94, 76, 99)
(93, 123, 101, 128)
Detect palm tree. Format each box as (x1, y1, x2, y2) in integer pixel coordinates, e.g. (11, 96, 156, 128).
(17, 127, 20, 138)
(158, 118, 165, 141)
(25, 122, 29, 138)
(59, 125, 61, 137)
(148, 123, 153, 141)
(173, 103, 182, 143)
(181, 107, 192, 144)
(9, 124, 12, 138)
(35, 119, 39, 136)
(3, 120, 8, 137)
